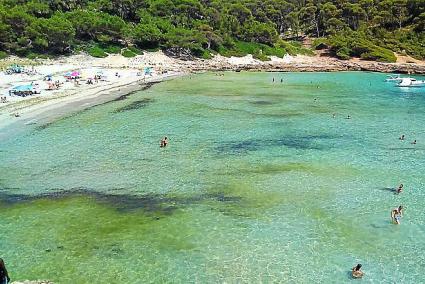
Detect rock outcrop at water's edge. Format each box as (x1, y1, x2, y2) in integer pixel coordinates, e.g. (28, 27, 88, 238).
(186, 54, 425, 74)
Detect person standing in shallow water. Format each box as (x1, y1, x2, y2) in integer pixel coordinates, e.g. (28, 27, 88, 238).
(391, 206, 403, 224)
(0, 258, 10, 284)
(397, 184, 403, 194)
(160, 137, 168, 148)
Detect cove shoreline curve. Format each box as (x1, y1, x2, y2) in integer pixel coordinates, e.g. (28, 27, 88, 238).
(0, 71, 184, 139)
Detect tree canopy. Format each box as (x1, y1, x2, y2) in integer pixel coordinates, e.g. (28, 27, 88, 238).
(0, 0, 423, 61)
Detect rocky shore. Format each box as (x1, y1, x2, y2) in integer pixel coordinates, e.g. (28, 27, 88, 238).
(188, 55, 425, 74)
(162, 47, 425, 74)
(2, 51, 424, 77)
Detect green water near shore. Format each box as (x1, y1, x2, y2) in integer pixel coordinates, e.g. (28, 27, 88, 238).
(1, 72, 425, 283)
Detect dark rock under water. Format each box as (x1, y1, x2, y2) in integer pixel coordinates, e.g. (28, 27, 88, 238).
(114, 98, 155, 113)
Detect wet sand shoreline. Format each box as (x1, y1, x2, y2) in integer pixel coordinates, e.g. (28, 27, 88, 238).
(0, 72, 183, 139)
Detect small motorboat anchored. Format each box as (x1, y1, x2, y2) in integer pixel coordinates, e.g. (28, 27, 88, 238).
(397, 78, 425, 87)
(385, 74, 402, 82)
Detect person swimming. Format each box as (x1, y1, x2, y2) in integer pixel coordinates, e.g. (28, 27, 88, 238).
(399, 134, 405, 140)
(391, 206, 403, 224)
(397, 184, 403, 194)
(0, 258, 10, 284)
(160, 136, 168, 148)
(352, 263, 364, 278)
(347, 115, 351, 119)
(412, 140, 417, 144)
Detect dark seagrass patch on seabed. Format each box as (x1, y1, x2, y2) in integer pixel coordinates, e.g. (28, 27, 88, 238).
(34, 83, 157, 131)
(249, 100, 275, 106)
(34, 111, 80, 131)
(109, 83, 156, 103)
(215, 134, 336, 155)
(0, 187, 243, 215)
(114, 98, 155, 113)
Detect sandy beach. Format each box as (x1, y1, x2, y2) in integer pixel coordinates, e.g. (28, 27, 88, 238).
(1, 51, 424, 136)
(0, 53, 186, 136)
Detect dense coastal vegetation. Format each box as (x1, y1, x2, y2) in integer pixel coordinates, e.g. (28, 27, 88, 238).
(0, 0, 423, 62)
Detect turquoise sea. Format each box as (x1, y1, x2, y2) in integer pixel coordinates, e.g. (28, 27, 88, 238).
(0, 72, 424, 283)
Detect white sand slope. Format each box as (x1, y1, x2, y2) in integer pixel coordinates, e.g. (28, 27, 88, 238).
(0, 53, 185, 131)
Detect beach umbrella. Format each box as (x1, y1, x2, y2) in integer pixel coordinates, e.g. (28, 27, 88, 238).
(144, 67, 152, 75)
(8, 64, 23, 73)
(71, 71, 80, 77)
(12, 85, 33, 92)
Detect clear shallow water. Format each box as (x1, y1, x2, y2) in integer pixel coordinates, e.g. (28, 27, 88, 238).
(0, 72, 425, 283)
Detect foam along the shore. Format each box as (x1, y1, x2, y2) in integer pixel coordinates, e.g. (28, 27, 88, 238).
(0, 54, 184, 133)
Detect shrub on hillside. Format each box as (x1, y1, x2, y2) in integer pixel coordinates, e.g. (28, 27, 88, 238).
(121, 48, 136, 57)
(336, 47, 351, 60)
(328, 32, 396, 62)
(102, 44, 121, 54)
(128, 46, 143, 55)
(312, 38, 328, 50)
(277, 41, 314, 56)
(360, 47, 396, 62)
(87, 46, 107, 58)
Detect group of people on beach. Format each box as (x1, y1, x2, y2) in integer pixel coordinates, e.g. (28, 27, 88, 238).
(0, 96, 7, 103)
(87, 75, 103, 85)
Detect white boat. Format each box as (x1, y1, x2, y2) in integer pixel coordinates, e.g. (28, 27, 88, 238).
(385, 74, 402, 82)
(397, 78, 425, 87)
